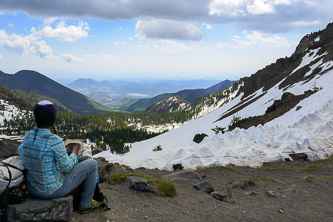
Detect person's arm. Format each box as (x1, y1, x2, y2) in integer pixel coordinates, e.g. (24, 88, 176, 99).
(53, 140, 78, 172)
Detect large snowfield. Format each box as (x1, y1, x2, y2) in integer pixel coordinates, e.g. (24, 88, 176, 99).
(96, 49, 333, 170)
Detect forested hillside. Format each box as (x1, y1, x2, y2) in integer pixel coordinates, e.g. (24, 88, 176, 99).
(0, 70, 106, 115)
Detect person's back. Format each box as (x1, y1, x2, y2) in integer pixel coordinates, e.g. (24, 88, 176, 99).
(19, 100, 101, 214)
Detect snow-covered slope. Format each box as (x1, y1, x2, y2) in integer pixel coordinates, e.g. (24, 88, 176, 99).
(96, 31, 333, 170)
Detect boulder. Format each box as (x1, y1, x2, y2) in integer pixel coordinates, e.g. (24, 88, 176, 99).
(6, 195, 73, 222)
(193, 180, 214, 193)
(193, 133, 208, 144)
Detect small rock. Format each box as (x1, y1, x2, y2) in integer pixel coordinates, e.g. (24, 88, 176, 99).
(245, 191, 258, 195)
(173, 163, 184, 171)
(125, 176, 151, 192)
(211, 189, 232, 202)
(266, 190, 277, 197)
(239, 180, 256, 189)
(193, 180, 214, 193)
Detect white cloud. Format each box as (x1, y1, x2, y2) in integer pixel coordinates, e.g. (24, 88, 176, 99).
(232, 31, 291, 47)
(246, 0, 276, 15)
(32, 20, 89, 42)
(34, 40, 52, 57)
(0, 29, 52, 57)
(209, 0, 296, 16)
(0, 30, 33, 55)
(61, 53, 81, 63)
(135, 19, 204, 41)
(0, 53, 2, 59)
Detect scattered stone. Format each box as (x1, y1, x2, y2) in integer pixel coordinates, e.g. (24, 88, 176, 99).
(211, 189, 232, 203)
(278, 209, 284, 213)
(173, 163, 184, 171)
(125, 176, 151, 192)
(193, 180, 214, 193)
(7, 195, 73, 222)
(239, 180, 256, 189)
(162, 169, 202, 182)
(296, 106, 302, 111)
(266, 190, 277, 197)
(289, 153, 308, 161)
(193, 133, 208, 144)
(245, 191, 258, 195)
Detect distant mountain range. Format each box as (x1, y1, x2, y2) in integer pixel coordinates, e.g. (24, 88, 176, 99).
(0, 70, 108, 115)
(0, 69, 234, 114)
(66, 78, 225, 98)
(85, 80, 235, 112)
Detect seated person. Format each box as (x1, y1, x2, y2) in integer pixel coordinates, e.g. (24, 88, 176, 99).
(19, 100, 100, 214)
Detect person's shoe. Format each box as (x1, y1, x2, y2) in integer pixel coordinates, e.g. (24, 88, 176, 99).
(78, 199, 101, 214)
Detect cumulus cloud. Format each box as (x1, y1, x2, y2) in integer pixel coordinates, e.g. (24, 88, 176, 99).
(246, 0, 276, 15)
(31, 20, 89, 42)
(0, 30, 35, 55)
(0, 29, 53, 57)
(135, 20, 204, 41)
(61, 53, 81, 63)
(0, 19, 89, 59)
(232, 31, 291, 47)
(34, 40, 52, 57)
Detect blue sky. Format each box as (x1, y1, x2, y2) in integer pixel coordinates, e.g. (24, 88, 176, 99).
(0, 0, 332, 83)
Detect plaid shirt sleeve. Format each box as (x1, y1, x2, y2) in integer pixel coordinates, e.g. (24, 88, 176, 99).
(51, 139, 78, 172)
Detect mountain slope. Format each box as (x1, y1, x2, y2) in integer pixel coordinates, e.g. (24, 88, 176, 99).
(0, 70, 106, 115)
(96, 23, 333, 170)
(126, 79, 235, 112)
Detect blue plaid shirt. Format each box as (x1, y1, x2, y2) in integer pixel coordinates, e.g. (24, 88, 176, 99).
(19, 128, 78, 196)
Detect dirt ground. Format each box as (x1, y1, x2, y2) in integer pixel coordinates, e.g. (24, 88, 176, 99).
(1, 139, 332, 222)
(70, 157, 333, 222)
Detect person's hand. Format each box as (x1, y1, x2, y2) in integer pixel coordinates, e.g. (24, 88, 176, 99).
(65, 144, 74, 152)
(71, 143, 81, 156)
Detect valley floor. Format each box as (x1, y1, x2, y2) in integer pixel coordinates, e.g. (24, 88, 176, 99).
(71, 157, 333, 222)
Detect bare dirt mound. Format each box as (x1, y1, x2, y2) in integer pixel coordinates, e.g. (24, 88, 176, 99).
(70, 158, 333, 222)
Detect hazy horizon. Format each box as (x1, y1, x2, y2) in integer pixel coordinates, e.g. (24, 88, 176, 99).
(1, 0, 332, 82)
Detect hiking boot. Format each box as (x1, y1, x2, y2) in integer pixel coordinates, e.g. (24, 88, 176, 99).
(78, 199, 101, 214)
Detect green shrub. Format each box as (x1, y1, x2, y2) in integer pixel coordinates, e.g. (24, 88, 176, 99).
(211, 126, 226, 134)
(228, 114, 242, 130)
